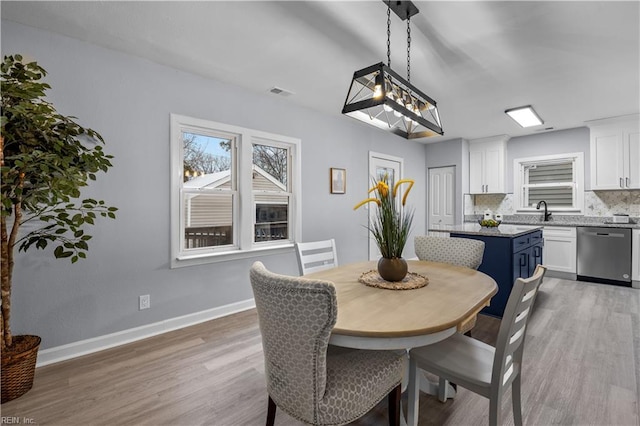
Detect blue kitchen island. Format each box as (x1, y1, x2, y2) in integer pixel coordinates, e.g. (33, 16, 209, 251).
(428, 224, 543, 318)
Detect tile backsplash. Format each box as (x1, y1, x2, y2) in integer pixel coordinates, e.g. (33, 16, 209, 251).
(465, 190, 640, 218)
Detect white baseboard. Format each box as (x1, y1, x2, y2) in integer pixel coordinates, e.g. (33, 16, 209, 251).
(36, 298, 256, 367)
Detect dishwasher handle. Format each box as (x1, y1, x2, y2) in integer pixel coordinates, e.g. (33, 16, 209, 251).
(583, 231, 626, 238)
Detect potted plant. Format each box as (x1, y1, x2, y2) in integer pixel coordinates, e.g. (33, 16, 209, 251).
(1, 54, 117, 403)
(354, 175, 414, 281)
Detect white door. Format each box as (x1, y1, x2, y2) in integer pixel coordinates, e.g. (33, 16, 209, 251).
(368, 152, 403, 260)
(428, 166, 455, 233)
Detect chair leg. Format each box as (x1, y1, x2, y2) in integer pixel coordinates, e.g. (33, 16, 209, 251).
(438, 377, 448, 402)
(512, 374, 523, 426)
(489, 393, 502, 426)
(266, 396, 277, 426)
(388, 384, 402, 426)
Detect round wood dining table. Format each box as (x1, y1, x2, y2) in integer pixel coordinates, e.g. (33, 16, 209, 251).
(305, 259, 498, 350)
(306, 259, 498, 426)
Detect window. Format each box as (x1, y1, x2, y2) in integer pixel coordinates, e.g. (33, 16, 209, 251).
(171, 115, 301, 267)
(514, 153, 584, 213)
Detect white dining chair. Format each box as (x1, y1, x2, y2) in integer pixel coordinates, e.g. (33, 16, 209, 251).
(250, 261, 405, 426)
(295, 239, 338, 275)
(407, 265, 547, 426)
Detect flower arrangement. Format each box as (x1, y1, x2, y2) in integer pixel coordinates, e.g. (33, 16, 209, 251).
(354, 175, 415, 259)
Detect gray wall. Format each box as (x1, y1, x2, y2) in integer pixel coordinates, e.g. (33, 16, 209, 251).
(2, 21, 428, 349)
(506, 127, 591, 192)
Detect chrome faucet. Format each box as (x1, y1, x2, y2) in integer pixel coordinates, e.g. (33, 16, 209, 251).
(536, 200, 552, 221)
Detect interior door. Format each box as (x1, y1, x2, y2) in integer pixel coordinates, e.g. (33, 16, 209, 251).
(428, 166, 455, 233)
(368, 152, 403, 260)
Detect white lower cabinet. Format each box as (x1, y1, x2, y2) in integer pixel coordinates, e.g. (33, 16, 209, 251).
(633, 229, 639, 286)
(542, 226, 577, 274)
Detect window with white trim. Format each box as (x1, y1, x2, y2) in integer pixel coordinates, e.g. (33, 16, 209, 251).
(514, 152, 584, 213)
(171, 114, 301, 267)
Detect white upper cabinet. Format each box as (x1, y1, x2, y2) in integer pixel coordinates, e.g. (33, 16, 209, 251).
(468, 135, 509, 194)
(589, 116, 640, 190)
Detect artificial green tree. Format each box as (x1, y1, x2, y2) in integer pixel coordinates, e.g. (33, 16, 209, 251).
(1, 54, 117, 351)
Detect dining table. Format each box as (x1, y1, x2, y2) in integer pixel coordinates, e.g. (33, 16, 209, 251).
(305, 259, 498, 426)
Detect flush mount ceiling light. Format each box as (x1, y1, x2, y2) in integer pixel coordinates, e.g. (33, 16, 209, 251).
(341, 0, 444, 139)
(505, 105, 544, 128)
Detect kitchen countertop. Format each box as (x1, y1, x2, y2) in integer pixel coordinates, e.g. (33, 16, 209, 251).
(429, 223, 543, 238)
(503, 221, 640, 229)
(463, 215, 640, 229)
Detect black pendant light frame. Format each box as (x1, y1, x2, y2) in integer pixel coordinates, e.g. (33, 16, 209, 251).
(341, 0, 444, 139)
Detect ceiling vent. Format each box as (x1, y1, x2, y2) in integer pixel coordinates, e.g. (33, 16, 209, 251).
(269, 86, 294, 97)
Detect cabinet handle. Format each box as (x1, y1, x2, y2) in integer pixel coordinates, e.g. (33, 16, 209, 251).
(620, 177, 624, 188)
(626, 177, 630, 188)
(520, 254, 527, 267)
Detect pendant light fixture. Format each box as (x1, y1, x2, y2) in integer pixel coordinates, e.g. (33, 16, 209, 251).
(342, 0, 443, 139)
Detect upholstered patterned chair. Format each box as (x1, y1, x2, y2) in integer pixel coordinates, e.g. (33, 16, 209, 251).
(250, 261, 405, 426)
(414, 235, 486, 334)
(295, 239, 338, 275)
(414, 235, 485, 270)
(408, 265, 547, 426)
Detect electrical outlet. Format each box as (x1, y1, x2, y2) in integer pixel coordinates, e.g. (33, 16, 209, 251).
(139, 294, 150, 310)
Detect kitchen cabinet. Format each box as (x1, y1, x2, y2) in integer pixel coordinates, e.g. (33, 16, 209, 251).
(469, 135, 508, 194)
(633, 229, 639, 288)
(450, 228, 543, 317)
(542, 226, 577, 274)
(589, 116, 640, 190)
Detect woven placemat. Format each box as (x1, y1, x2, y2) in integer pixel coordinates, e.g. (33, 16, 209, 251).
(358, 270, 429, 290)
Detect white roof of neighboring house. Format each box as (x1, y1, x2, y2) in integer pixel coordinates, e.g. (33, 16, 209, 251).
(183, 165, 285, 190)
(183, 170, 230, 189)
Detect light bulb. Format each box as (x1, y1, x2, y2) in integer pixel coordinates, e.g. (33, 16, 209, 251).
(404, 101, 414, 122)
(373, 84, 382, 99)
(394, 98, 403, 117)
(383, 91, 394, 112)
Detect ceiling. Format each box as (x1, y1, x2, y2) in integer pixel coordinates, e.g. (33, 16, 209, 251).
(2, 1, 639, 143)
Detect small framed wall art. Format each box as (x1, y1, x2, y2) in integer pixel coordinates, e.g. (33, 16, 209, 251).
(330, 168, 346, 194)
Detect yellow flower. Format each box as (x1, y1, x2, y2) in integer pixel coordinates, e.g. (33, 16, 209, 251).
(367, 180, 389, 198)
(377, 181, 389, 197)
(353, 197, 382, 210)
(393, 179, 414, 206)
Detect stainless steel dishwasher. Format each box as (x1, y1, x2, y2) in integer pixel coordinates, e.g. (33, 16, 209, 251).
(577, 227, 632, 285)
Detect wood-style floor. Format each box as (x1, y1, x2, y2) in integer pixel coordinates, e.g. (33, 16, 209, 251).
(2, 277, 639, 425)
